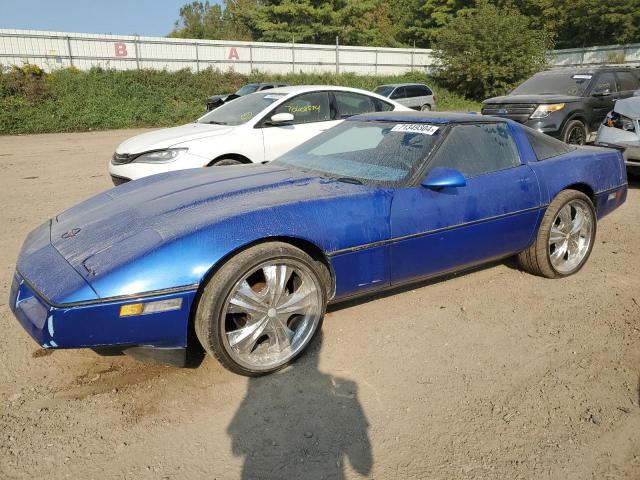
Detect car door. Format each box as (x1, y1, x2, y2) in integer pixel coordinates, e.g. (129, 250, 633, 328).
(260, 91, 341, 161)
(389, 122, 542, 284)
(389, 86, 409, 108)
(404, 85, 425, 109)
(588, 72, 619, 130)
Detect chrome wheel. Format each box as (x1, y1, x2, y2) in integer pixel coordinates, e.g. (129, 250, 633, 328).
(548, 199, 594, 274)
(221, 260, 323, 371)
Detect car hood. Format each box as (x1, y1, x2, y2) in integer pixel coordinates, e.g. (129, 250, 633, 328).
(115, 123, 234, 154)
(49, 164, 381, 296)
(483, 94, 582, 104)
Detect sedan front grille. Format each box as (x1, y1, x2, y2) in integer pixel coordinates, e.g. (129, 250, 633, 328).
(111, 152, 134, 165)
(481, 103, 538, 123)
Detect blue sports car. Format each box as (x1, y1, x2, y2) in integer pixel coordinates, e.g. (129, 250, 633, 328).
(10, 112, 627, 376)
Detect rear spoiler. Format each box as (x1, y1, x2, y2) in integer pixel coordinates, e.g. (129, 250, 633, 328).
(593, 142, 627, 152)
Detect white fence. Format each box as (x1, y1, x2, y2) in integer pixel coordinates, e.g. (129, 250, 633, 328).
(2, 29, 638, 75)
(0, 29, 434, 75)
(551, 43, 640, 67)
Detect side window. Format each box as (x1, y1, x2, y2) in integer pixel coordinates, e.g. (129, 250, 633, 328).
(272, 92, 331, 124)
(428, 123, 520, 178)
(406, 85, 427, 98)
(374, 98, 394, 112)
(616, 72, 639, 92)
(593, 73, 617, 94)
(390, 87, 406, 100)
(524, 128, 574, 160)
(333, 92, 377, 118)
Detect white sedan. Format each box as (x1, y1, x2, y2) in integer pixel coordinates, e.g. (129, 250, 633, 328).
(109, 85, 409, 184)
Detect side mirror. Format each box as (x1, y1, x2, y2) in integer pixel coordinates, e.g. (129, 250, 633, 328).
(269, 112, 294, 124)
(422, 167, 466, 189)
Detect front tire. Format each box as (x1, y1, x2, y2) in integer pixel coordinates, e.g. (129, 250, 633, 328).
(209, 158, 243, 166)
(195, 242, 327, 376)
(562, 120, 587, 145)
(518, 190, 596, 278)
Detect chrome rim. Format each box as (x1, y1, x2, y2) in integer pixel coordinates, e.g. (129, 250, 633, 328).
(548, 199, 594, 274)
(221, 260, 322, 371)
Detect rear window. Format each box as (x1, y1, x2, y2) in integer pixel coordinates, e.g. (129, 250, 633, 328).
(523, 127, 575, 160)
(616, 71, 640, 91)
(406, 85, 431, 97)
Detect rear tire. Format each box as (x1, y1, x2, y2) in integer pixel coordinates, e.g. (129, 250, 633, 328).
(518, 190, 596, 278)
(420, 104, 431, 111)
(209, 158, 243, 166)
(562, 120, 587, 145)
(195, 242, 328, 376)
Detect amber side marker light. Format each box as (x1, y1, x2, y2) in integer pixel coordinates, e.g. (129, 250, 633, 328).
(119, 298, 182, 317)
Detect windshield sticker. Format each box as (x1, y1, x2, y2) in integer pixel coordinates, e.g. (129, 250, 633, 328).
(391, 124, 439, 135)
(572, 74, 592, 80)
(264, 94, 286, 99)
(240, 112, 254, 121)
(287, 104, 321, 114)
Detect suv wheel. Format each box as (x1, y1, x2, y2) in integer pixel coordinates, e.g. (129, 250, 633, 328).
(562, 120, 587, 145)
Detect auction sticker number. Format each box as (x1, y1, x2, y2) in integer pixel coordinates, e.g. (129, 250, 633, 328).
(391, 124, 439, 135)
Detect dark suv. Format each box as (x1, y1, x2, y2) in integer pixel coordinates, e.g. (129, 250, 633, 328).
(482, 66, 640, 144)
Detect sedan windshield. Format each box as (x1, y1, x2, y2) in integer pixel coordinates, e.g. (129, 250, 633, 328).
(511, 72, 593, 96)
(374, 86, 394, 97)
(197, 92, 287, 126)
(273, 120, 443, 186)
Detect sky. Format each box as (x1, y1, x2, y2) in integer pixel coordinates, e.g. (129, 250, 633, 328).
(0, 0, 217, 37)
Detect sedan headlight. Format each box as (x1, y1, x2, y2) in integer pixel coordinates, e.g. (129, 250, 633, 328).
(133, 148, 188, 163)
(530, 103, 565, 119)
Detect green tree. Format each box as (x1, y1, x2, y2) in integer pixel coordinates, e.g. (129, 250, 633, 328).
(170, 1, 255, 41)
(432, 1, 553, 99)
(512, 0, 640, 49)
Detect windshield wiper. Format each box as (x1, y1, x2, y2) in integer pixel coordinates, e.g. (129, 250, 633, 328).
(335, 177, 363, 185)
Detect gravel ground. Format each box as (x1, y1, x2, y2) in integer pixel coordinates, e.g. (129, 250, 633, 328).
(0, 129, 639, 480)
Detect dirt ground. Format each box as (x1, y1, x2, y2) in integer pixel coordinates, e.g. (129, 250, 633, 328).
(0, 129, 638, 480)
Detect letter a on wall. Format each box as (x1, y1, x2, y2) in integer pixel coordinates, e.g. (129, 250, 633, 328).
(228, 47, 240, 60)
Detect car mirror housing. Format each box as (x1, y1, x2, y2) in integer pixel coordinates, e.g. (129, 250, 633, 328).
(422, 167, 466, 189)
(270, 113, 295, 124)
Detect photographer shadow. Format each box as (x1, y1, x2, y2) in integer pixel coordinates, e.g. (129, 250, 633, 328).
(227, 332, 373, 480)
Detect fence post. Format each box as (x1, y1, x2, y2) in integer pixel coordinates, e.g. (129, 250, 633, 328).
(134, 35, 140, 69)
(195, 42, 200, 72)
(292, 36, 295, 73)
(374, 49, 378, 75)
(249, 44, 253, 72)
(335, 36, 339, 74)
(66, 36, 74, 67)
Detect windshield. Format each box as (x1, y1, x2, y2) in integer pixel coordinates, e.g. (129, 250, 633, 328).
(235, 84, 261, 96)
(374, 86, 394, 97)
(272, 120, 443, 186)
(197, 92, 286, 126)
(511, 72, 593, 96)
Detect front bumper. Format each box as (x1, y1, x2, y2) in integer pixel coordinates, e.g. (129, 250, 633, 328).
(108, 152, 210, 181)
(10, 271, 197, 351)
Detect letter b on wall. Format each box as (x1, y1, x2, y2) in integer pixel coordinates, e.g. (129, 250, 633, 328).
(114, 43, 128, 57)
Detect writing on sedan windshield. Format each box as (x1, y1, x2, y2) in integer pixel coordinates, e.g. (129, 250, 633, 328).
(287, 104, 321, 114)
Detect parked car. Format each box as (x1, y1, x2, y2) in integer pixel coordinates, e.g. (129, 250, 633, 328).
(110, 86, 409, 185)
(595, 96, 640, 175)
(374, 83, 436, 111)
(11, 112, 627, 375)
(205, 82, 288, 111)
(482, 66, 640, 145)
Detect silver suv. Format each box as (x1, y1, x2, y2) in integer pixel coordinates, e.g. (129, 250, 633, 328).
(374, 83, 436, 111)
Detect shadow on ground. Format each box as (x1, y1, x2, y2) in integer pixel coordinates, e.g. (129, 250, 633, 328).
(227, 333, 372, 480)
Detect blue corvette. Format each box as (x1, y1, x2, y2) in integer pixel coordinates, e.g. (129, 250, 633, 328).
(10, 112, 627, 375)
